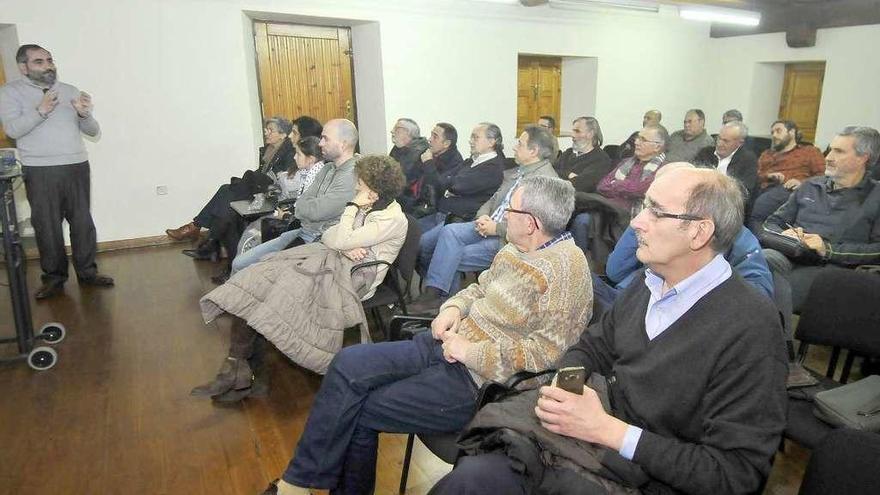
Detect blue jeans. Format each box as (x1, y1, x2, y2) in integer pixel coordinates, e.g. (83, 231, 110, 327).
(230, 228, 318, 273)
(590, 272, 622, 311)
(570, 212, 592, 254)
(421, 221, 501, 295)
(417, 211, 447, 235)
(282, 331, 479, 494)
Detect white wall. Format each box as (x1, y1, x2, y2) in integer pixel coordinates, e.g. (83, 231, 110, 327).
(706, 24, 880, 148)
(559, 56, 598, 149)
(0, 0, 715, 242)
(4, 0, 877, 243)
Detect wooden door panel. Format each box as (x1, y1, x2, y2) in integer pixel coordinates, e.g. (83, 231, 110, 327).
(779, 62, 825, 144)
(516, 56, 561, 136)
(254, 22, 356, 127)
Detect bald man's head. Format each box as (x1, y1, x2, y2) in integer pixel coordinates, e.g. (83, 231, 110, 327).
(321, 119, 359, 162)
(643, 110, 662, 127)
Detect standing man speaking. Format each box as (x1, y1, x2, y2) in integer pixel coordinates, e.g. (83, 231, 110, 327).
(0, 44, 113, 299)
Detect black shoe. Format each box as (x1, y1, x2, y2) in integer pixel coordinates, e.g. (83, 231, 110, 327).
(212, 386, 253, 403)
(260, 479, 279, 495)
(35, 282, 64, 300)
(183, 239, 220, 261)
(79, 274, 115, 287)
(210, 267, 231, 285)
(407, 288, 444, 315)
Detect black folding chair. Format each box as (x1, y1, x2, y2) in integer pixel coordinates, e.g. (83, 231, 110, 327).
(354, 214, 421, 340)
(785, 268, 880, 449)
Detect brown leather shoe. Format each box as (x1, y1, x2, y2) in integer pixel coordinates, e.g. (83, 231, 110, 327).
(166, 222, 201, 241)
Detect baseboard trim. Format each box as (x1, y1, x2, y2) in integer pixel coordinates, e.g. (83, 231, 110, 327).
(19, 234, 186, 261)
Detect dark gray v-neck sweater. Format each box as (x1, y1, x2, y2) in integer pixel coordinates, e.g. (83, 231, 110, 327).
(560, 272, 788, 494)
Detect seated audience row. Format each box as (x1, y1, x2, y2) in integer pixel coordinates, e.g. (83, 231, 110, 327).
(230, 119, 359, 273)
(194, 150, 408, 400)
(271, 166, 787, 495)
(165, 116, 324, 281)
(411, 124, 558, 311)
(761, 125, 880, 312)
(187, 112, 875, 495)
(271, 175, 592, 495)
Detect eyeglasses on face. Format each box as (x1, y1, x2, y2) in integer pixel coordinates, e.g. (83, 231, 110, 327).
(504, 207, 539, 225)
(640, 200, 705, 222)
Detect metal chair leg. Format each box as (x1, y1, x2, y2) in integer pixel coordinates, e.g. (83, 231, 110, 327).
(399, 433, 416, 494)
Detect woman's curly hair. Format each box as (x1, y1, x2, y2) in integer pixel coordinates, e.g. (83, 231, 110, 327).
(355, 155, 406, 202)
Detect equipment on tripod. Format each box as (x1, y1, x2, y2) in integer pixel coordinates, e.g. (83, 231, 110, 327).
(1, 162, 67, 370)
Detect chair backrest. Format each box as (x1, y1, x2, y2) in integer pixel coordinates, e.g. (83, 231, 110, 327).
(394, 214, 423, 290)
(795, 268, 880, 357)
(603, 144, 620, 163)
(798, 429, 880, 495)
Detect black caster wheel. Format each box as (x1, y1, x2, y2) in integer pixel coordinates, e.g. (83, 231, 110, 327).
(38, 322, 67, 344)
(28, 346, 58, 371)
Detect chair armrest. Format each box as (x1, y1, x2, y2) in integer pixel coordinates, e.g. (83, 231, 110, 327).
(350, 259, 392, 275)
(504, 369, 557, 388)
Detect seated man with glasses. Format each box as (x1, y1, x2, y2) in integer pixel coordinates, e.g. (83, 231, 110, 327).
(431, 166, 787, 495)
(595, 164, 774, 309)
(762, 125, 880, 313)
(268, 176, 591, 495)
(568, 125, 668, 258)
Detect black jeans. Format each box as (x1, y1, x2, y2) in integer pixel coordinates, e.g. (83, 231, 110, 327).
(749, 185, 793, 232)
(23, 162, 98, 284)
(429, 454, 527, 495)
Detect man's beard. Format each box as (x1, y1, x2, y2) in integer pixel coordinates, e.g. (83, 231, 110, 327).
(772, 134, 792, 152)
(27, 69, 56, 86)
(572, 140, 590, 153)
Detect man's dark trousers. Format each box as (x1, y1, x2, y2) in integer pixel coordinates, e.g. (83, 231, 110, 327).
(23, 161, 98, 285)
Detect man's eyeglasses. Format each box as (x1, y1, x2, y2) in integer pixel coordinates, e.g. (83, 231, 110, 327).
(635, 135, 662, 145)
(641, 200, 705, 222)
(504, 207, 539, 225)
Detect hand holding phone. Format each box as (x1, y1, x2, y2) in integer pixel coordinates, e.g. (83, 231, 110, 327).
(552, 366, 586, 395)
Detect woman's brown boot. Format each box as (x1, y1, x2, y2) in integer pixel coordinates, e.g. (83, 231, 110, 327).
(190, 357, 253, 397)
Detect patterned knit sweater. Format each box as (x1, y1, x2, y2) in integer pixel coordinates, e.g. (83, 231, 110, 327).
(440, 238, 592, 385)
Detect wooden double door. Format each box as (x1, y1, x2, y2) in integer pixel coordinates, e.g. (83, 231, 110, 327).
(253, 22, 357, 126)
(516, 55, 561, 136)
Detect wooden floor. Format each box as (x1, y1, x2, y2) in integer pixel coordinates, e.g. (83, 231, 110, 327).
(0, 244, 812, 494)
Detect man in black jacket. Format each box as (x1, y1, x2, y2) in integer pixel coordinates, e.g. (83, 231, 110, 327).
(431, 167, 787, 495)
(417, 123, 505, 269)
(762, 125, 880, 312)
(694, 120, 758, 213)
(554, 116, 613, 190)
(401, 122, 463, 214)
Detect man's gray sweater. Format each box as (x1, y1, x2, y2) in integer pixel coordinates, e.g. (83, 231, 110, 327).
(295, 155, 357, 236)
(0, 77, 100, 167)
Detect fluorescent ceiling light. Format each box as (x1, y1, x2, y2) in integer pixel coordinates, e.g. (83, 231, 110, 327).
(679, 6, 761, 27)
(551, 0, 659, 13)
